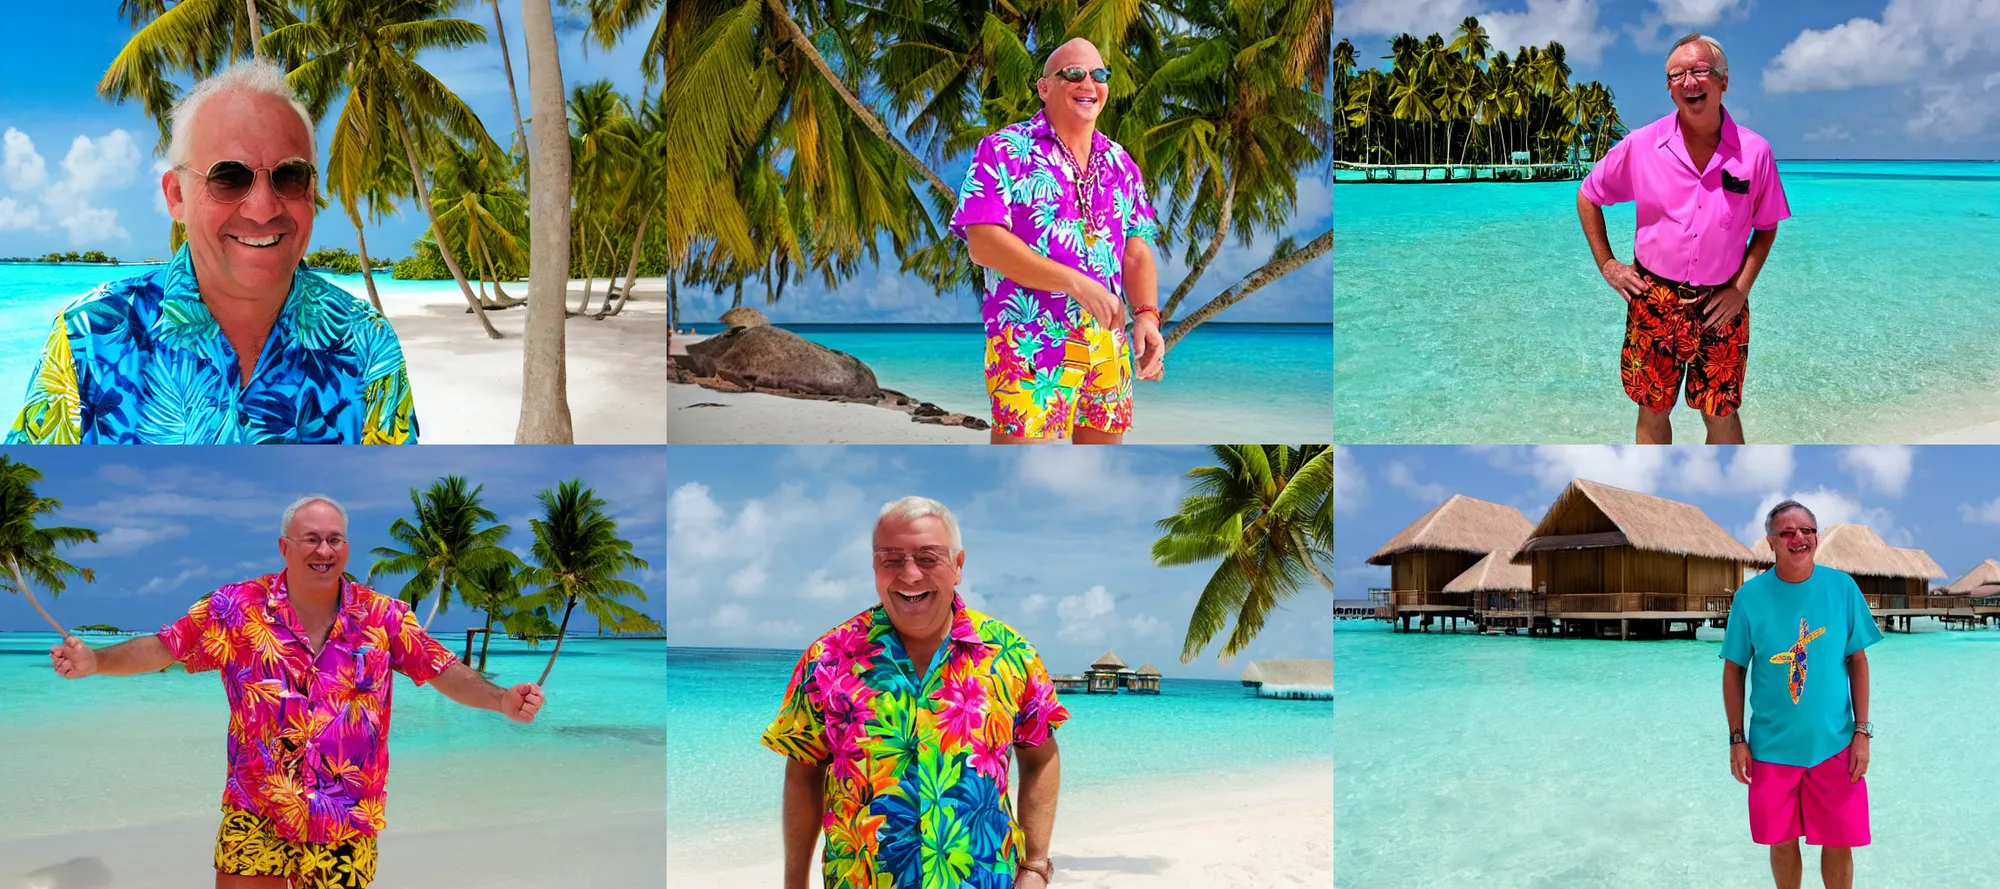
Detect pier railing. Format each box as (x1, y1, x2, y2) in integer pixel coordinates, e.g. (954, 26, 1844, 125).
(1864, 593, 1970, 613)
(1544, 592, 1733, 615)
(1371, 589, 1473, 609)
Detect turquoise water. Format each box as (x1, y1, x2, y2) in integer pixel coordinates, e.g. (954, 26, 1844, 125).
(1335, 161, 2000, 442)
(1335, 619, 2000, 887)
(760, 323, 1333, 443)
(667, 647, 1332, 845)
(0, 632, 664, 839)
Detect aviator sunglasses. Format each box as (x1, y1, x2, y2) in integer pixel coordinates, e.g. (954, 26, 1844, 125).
(1051, 66, 1112, 84)
(178, 158, 318, 203)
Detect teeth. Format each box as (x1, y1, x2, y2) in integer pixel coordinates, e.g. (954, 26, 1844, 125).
(235, 234, 281, 247)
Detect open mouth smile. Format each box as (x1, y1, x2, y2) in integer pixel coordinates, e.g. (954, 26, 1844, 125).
(228, 233, 285, 248)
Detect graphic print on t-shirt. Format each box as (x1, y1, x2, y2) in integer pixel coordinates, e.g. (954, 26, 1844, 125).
(1767, 617, 1826, 705)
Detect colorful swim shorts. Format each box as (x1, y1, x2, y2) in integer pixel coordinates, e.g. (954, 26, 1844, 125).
(215, 805, 378, 888)
(984, 308, 1133, 439)
(1620, 263, 1749, 417)
(1747, 746, 1870, 847)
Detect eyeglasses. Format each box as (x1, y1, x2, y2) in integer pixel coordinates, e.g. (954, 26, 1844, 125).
(1666, 66, 1718, 85)
(178, 158, 317, 203)
(874, 547, 953, 572)
(287, 534, 348, 551)
(1051, 66, 1112, 84)
(1775, 528, 1818, 542)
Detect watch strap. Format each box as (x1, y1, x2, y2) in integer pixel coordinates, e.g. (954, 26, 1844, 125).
(1729, 729, 1746, 745)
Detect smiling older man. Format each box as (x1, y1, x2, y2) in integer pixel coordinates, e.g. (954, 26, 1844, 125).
(8, 60, 417, 445)
(1577, 33, 1790, 445)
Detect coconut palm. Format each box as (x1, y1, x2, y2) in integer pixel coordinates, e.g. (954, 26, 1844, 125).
(486, 0, 529, 158)
(0, 457, 98, 638)
(431, 139, 529, 307)
(599, 91, 667, 318)
(519, 480, 658, 685)
(567, 81, 639, 315)
(589, 0, 666, 81)
(101, 0, 300, 147)
(1152, 445, 1332, 662)
(460, 559, 533, 671)
(515, 0, 575, 443)
(366, 475, 518, 632)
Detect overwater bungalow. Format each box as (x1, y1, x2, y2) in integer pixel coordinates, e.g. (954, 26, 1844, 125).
(1942, 560, 2000, 627)
(1240, 659, 1333, 700)
(1751, 525, 1950, 631)
(1085, 651, 1129, 694)
(1367, 495, 1535, 633)
(1129, 664, 1162, 694)
(1051, 674, 1087, 694)
(1443, 550, 1538, 633)
(1511, 479, 1766, 640)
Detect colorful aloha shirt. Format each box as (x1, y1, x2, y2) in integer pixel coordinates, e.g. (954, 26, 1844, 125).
(7, 244, 418, 444)
(950, 111, 1160, 436)
(762, 595, 1070, 889)
(158, 573, 458, 845)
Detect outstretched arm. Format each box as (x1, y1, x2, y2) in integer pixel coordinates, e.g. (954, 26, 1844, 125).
(429, 661, 542, 722)
(50, 635, 173, 678)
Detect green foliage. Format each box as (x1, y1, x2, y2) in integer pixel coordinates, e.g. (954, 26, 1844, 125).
(33, 251, 119, 263)
(395, 235, 524, 281)
(305, 246, 394, 274)
(74, 623, 123, 633)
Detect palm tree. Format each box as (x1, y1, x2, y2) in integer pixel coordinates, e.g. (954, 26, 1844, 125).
(366, 475, 517, 631)
(517, 0, 576, 444)
(600, 91, 667, 318)
(520, 480, 658, 685)
(0, 457, 97, 638)
(567, 81, 638, 316)
(589, 0, 666, 81)
(461, 559, 532, 671)
(1152, 445, 1331, 662)
(431, 139, 529, 308)
(486, 0, 529, 158)
(101, 0, 298, 147)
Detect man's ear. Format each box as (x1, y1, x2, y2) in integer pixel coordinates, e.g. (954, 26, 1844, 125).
(162, 170, 186, 222)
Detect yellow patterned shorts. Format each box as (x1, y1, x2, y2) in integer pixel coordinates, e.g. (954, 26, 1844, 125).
(984, 317, 1133, 439)
(214, 806, 377, 888)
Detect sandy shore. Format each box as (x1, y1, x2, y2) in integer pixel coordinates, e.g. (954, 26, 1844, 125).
(369, 278, 666, 444)
(669, 332, 985, 444)
(669, 763, 1332, 887)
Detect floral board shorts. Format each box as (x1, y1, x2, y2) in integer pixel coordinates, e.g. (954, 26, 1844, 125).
(1621, 262, 1749, 417)
(984, 310, 1133, 439)
(215, 805, 377, 888)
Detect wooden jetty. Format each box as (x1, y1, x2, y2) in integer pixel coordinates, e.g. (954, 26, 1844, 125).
(1751, 525, 1950, 632)
(1940, 559, 2000, 629)
(1333, 599, 1380, 619)
(1332, 160, 1588, 183)
(1366, 494, 1535, 633)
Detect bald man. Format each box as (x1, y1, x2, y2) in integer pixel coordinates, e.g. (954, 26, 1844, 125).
(950, 38, 1164, 445)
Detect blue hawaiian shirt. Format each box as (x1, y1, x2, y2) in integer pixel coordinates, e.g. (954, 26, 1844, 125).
(6, 245, 418, 444)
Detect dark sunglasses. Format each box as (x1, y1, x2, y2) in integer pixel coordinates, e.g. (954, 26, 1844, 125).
(1052, 66, 1112, 84)
(179, 158, 317, 203)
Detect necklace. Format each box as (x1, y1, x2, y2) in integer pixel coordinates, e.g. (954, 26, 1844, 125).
(1057, 138, 1101, 249)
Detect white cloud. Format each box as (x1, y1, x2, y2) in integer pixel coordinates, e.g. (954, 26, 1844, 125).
(802, 568, 850, 600)
(0, 128, 143, 245)
(1382, 460, 1449, 502)
(1338, 0, 1616, 64)
(1739, 488, 1903, 545)
(1959, 497, 2000, 525)
(1056, 584, 1120, 644)
(1651, 0, 1747, 25)
(1127, 614, 1164, 638)
(137, 563, 214, 596)
(1012, 449, 1177, 518)
(1021, 593, 1049, 617)
(87, 524, 192, 556)
(0, 197, 38, 229)
(1804, 124, 1854, 142)
(1763, 0, 2000, 139)
(1484, 445, 1792, 497)
(3, 129, 47, 191)
(1839, 446, 1916, 497)
(727, 561, 768, 598)
(61, 131, 141, 194)
(57, 204, 128, 246)
(1334, 445, 1366, 513)
(1671, 446, 1795, 495)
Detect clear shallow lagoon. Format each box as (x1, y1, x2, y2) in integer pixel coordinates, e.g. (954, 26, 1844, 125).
(667, 647, 1332, 849)
(0, 632, 664, 840)
(1334, 161, 2000, 442)
(1334, 620, 2000, 888)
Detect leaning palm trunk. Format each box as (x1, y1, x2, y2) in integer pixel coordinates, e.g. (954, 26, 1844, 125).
(478, 608, 496, 672)
(597, 209, 651, 318)
(489, 0, 529, 159)
(1159, 164, 1236, 322)
(389, 109, 502, 339)
(1163, 227, 1331, 351)
(9, 557, 66, 638)
(422, 577, 446, 631)
(515, 0, 575, 443)
(354, 223, 383, 313)
(536, 598, 577, 685)
(244, 0, 264, 58)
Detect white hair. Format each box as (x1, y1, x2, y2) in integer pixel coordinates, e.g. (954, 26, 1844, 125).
(280, 495, 349, 537)
(876, 496, 963, 554)
(1670, 32, 1728, 77)
(167, 59, 317, 169)
(1764, 499, 1815, 536)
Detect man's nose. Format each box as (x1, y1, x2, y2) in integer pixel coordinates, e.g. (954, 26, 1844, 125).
(235, 174, 285, 224)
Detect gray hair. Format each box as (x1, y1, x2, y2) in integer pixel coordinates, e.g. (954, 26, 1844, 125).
(876, 496, 963, 554)
(1670, 32, 1728, 77)
(167, 59, 317, 169)
(280, 495, 349, 537)
(1764, 499, 1816, 536)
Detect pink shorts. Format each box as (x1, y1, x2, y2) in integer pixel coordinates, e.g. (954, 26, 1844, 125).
(1748, 746, 1870, 847)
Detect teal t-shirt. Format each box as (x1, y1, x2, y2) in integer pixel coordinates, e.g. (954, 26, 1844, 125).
(1721, 566, 1882, 767)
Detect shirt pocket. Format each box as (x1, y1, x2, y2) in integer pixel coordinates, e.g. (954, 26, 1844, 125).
(1716, 164, 1756, 230)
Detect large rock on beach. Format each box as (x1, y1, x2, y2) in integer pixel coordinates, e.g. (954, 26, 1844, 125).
(719, 306, 771, 329)
(683, 326, 880, 399)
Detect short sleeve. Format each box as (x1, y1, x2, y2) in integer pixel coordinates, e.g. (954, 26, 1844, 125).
(948, 134, 1015, 241)
(1750, 152, 1791, 230)
(1579, 134, 1634, 206)
(1117, 152, 1160, 245)
(761, 650, 830, 764)
(1012, 645, 1070, 747)
(1845, 578, 1884, 657)
(356, 315, 419, 445)
(6, 318, 85, 445)
(157, 592, 223, 673)
(1720, 595, 1752, 667)
(386, 604, 457, 684)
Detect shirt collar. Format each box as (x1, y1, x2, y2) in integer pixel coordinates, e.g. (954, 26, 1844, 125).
(267, 571, 367, 630)
(1657, 107, 1741, 154)
(1024, 110, 1110, 158)
(868, 593, 987, 657)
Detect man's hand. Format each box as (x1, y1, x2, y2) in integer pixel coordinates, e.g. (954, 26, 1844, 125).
(1730, 742, 1752, 785)
(1688, 284, 1747, 330)
(1132, 315, 1164, 381)
(1599, 258, 1649, 302)
(501, 683, 543, 723)
(50, 637, 98, 679)
(1067, 273, 1125, 330)
(1848, 734, 1869, 783)
(1015, 869, 1050, 889)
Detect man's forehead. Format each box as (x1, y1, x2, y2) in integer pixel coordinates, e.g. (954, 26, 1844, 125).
(1666, 43, 1716, 69)
(1045, 39, 1104, 73)
(1771, 509, 1813, 529)
(874, 514, 950, 543)
(288, 502, 346, 531)
(187, 90, 311, 162)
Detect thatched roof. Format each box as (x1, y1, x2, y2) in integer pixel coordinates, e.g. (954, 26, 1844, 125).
(1511, 479, 1765, 565)
(1136, 663, 1162, 677)
(1367, 495, 1534, 565)
(1442, 550, 1531, 593)
(1749, 524, 1945, 580)
(1240, 658, 1332, 688)
(1090, 651, 1126, 671)
(1945, 559, 2000, 593)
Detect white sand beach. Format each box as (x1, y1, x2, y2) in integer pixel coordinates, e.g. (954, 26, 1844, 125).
(669, 332, 985, 444)
(669, 762, 1332, 888)
(365, 278, 667, 444)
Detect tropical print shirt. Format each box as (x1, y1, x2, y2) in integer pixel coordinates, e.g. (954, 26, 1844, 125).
(157, 573, 458, 845)
(950, 113, 1160, 371)
(7, 244, 418, 444)
(762, 595, 1069, 889)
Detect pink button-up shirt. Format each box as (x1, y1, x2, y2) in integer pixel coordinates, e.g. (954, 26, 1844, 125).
(1581, 108, 1790, 287)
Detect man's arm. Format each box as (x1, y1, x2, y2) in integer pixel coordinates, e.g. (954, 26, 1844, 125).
(782, 757, 827, 889)
(1722, 659, 1750, 785)
(50, 635, 173, 678)
(1846, 649, 1870, 782)
(1576, 191, 1647, 299)
(1014, 736, 1061, 887)
(1694, 226, 1778, 329)
(428, 661, 542, 722)
(1120, 237, 1163, 380)
(964, 224, 1123, 328)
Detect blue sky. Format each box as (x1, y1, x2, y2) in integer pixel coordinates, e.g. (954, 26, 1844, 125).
(0, 4, 660, 258)
(1334, 445, 2000, 597)
(0, 446, 666, 635)
(1335, 0, 2000, 160)
(666, 445, 1334, 681)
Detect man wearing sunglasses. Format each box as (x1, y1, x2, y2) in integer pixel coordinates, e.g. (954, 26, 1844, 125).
(1722, 500, 1878, 889)
(7, 60, 418, 445)
(952, 37, 1164, 444)
(1576, 32, 1790, 445)
(47, 495, 544, 888)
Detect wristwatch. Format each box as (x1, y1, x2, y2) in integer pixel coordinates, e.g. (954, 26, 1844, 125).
(1855, 721, 1873, 738)
(1729, 729, 1746, 746)
(1019, 859, 1054, 883)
